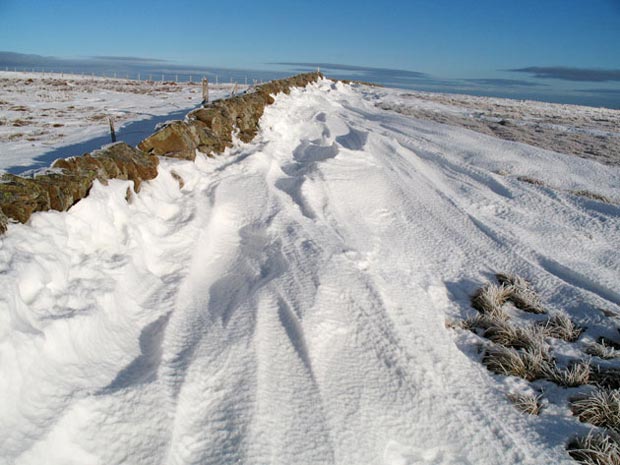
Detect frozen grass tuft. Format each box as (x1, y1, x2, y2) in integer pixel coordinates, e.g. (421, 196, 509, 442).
(541, 312, 583, 342)
(508, 392, 543, 415)
(517, 175, 547, 187)
(495, 273, 545, 313)
(458, 314, 499, 332)
(572, 390, 620, 432)
(545, 361, 591, 387)
(471, 284, 512, 320)
(496, 273, 531, 290)
(483, 321, 546, 352)
(568, 431, 620, 465)
(586, 342, 620, 360)
(570, 190, 613, 204)
(483, 345, 550, 381)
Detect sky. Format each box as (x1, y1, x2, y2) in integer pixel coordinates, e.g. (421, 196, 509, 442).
(0, 0, 619, 107)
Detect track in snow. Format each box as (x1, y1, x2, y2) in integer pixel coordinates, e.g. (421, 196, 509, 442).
(1, 80, 619, 464)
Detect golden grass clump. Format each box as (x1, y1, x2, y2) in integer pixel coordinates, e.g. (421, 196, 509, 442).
(572, 390, 620, 432)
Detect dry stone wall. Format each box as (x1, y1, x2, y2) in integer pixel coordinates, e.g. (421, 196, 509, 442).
(0, 72, 322, 234)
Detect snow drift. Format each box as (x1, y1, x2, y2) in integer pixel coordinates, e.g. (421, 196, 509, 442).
(0, 79, 619, 464)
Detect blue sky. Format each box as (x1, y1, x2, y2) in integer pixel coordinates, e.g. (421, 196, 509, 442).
(1, 0, 619, 106)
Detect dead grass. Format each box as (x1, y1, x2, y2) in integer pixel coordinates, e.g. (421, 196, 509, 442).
(483, 345, 550, 381)
(458, 314, 495, 332)
(572, 390, 620, 432)
(508, 392, 543, 415)
(571, 190, 613, 204)
(545, 361, 591, 387)
(568, 431, 620, 465)
(541, 313, 583, 342)
(496, 273, 530, 289)
(517, 175, 547, 186)
(586, 342, 620, 360)
(483, 321, 546, 352)
(496, 273, 546, 313)
(471, 284, 512, 320)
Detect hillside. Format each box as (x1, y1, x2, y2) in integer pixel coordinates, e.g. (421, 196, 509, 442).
(1, 78, 619, 465)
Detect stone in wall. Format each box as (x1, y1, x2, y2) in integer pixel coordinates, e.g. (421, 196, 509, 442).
(0, 142, 158, 226)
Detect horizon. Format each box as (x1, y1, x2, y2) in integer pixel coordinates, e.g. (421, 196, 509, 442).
(0, 0, 619, 109)
(1, 51, 620, 109)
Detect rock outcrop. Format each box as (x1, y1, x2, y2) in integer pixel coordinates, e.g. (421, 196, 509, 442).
(0, 72, 322, 232)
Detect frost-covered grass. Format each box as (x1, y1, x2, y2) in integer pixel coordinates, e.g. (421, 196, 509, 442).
(568, 431, 620, 465)
(508, 392, 543, 415)
(495, 273, 546, 314)
(471, 284, 512, 320)
(545, 361, 592, 387)
(571, 190, 614, 204)
(541, 313, 584, 342)
(572, 390, 620, 432)
(483, 321, 546, 352)
(586, 342, 620, 360)
(483, 345, 551, 381)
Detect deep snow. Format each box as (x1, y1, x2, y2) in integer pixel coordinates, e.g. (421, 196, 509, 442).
(0, 79, 619, 464)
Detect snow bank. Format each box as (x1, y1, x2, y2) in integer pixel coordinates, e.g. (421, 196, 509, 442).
(0, 79, 618, 464)
(0, 73, 322, 233)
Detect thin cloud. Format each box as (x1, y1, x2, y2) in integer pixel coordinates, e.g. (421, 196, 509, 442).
(90, 56, 169, 63)
(574, 88, 620, 95)
(509, 66, 620, 82)
(465, 78, 545, 88)
(272, 62, 429, 79)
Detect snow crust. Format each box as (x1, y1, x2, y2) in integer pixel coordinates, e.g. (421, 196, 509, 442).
(1, 79, 619, 464)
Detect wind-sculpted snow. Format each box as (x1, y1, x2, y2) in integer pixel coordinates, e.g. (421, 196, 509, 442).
(1, 80, 619, 464)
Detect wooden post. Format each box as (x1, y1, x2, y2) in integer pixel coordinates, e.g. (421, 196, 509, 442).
(108, 117, 117, 143)
(231, 82, 238, 96)
(201, 78, 209, 104)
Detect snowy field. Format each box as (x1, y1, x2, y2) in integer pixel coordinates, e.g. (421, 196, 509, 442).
(0, 79, 619, 464)
(377, 88, 620, 166)
(0, 71, 240, 172)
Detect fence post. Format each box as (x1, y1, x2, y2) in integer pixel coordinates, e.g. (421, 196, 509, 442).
(201, 78, 209, 104)
(108, 117, 117, 143)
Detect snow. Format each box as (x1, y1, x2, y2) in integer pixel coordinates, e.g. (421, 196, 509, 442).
(0, 71, 241, 173)
(1, 78, 619, 464)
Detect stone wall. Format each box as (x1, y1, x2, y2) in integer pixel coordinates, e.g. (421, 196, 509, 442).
(0, 72, 322, 234)
(138, 72, 322, 159)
